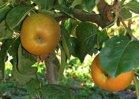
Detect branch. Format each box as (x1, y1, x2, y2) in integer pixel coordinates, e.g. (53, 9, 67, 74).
(55, 14, 69, 22)
(120, 18, 137, 40)
(55, 9, 103, 27)
(17, 0, 27, 4)
(55, 0, 120, 28)
(72, 9, 102, 26)
(97, 0, 108, 13)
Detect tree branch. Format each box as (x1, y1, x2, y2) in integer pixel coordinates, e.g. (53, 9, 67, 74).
(55, 0, 120, 28)
(72, 9, 102, 26)
(55, 14, 69, 22)
(55, 9, 103, 27)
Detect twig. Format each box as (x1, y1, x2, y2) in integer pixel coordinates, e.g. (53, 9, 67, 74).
(55, 14, 69, 22)
(55, 0, 121, 28)
(121, 19, 137, 40)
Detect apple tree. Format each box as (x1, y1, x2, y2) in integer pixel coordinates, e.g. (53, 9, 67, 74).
(0, 0, 139, 98)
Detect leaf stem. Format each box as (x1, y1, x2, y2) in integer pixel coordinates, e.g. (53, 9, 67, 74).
(134, 76, 139, 99)
(58, 44, 67, 81)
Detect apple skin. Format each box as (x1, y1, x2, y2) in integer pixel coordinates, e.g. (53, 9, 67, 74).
(20, 13, 60, 57)
(91, 55, 134, 92)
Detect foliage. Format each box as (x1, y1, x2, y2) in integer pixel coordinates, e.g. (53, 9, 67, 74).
(0, 0, 139, 98)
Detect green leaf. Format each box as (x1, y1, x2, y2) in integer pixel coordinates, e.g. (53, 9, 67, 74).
(120, 8, 132, 19)
(57, 0, 72, 16)
(69, 37, 77, 56)
(76, 22, 99, 61)
(89, 93, 102, 99)
(41, 84, 72, 99)
(125, 0, 139, 14)
(97, 30, 109, 49)
(58, 0, 66, 5)
(82, 0, 99, 12)
(0, 82, 15, 92)
(0, 38, 15, 78)
(6, 4, 33, 30)
(12, 64, 35, 85)
(11, 45, 37, 85)
(9, 38, 20, 67)
(61, 20, 77, 58)
(0, 21, 13, 41)
(134, 77, 139, 99)
(0, 1, 4, 5)
(0, 4, 11, 23)
(64, 19, 78, 35)
(121, 0, 126, 5)
(100, 36, 139, 77)
(7, 38, 34, 85)
(71, 0, 99, 12)
(71, 0, 82, 8)
(17, 45, 37, 75)
(25, 79, 40, 98)
(32, 0, 54, 10)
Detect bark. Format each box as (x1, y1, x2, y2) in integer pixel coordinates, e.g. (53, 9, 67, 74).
(56, 0, 120, 28)
(45, 53, 60, 84)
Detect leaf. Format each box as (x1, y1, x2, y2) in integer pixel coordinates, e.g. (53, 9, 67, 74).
(0, 1, 4, 5)
(32, 0, 54, 10)
(11, 45, 37, 85)
(69, 37, 77, 56)
(134, 77, 139, 99)
(125, 0, 139, 14)
(58, 0, 66, 5)
(0, 21, 13, 41)
(57, 0, 72, 16)
(7, 38, 34, 85)
(17, 45, 37, 75)
(12, 64, 35, 85)
(120, 8, 132, 20)
(121, 0, 126, 5)
(8, 38, 20, 67)
(89, 93, 102, 99)
(0, 82, 14, 92)
(71, 0, 82, 8)
(61, 21, 77, 58)
(0, 3, 11, 23)
(100, 36, 139, 77)
(64, 19, 78, 35)
(82, 0, 99, 12)
(0, 38, 15, 78)
(76, 22, 99, 61)
(97, 30, 109, 49)
(71, 0, 99, 12)
(25, 79, 40, 98)
(6, 4, 33, 30)
(41, 84, 72, 99)
(72, 88, 92, 98)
